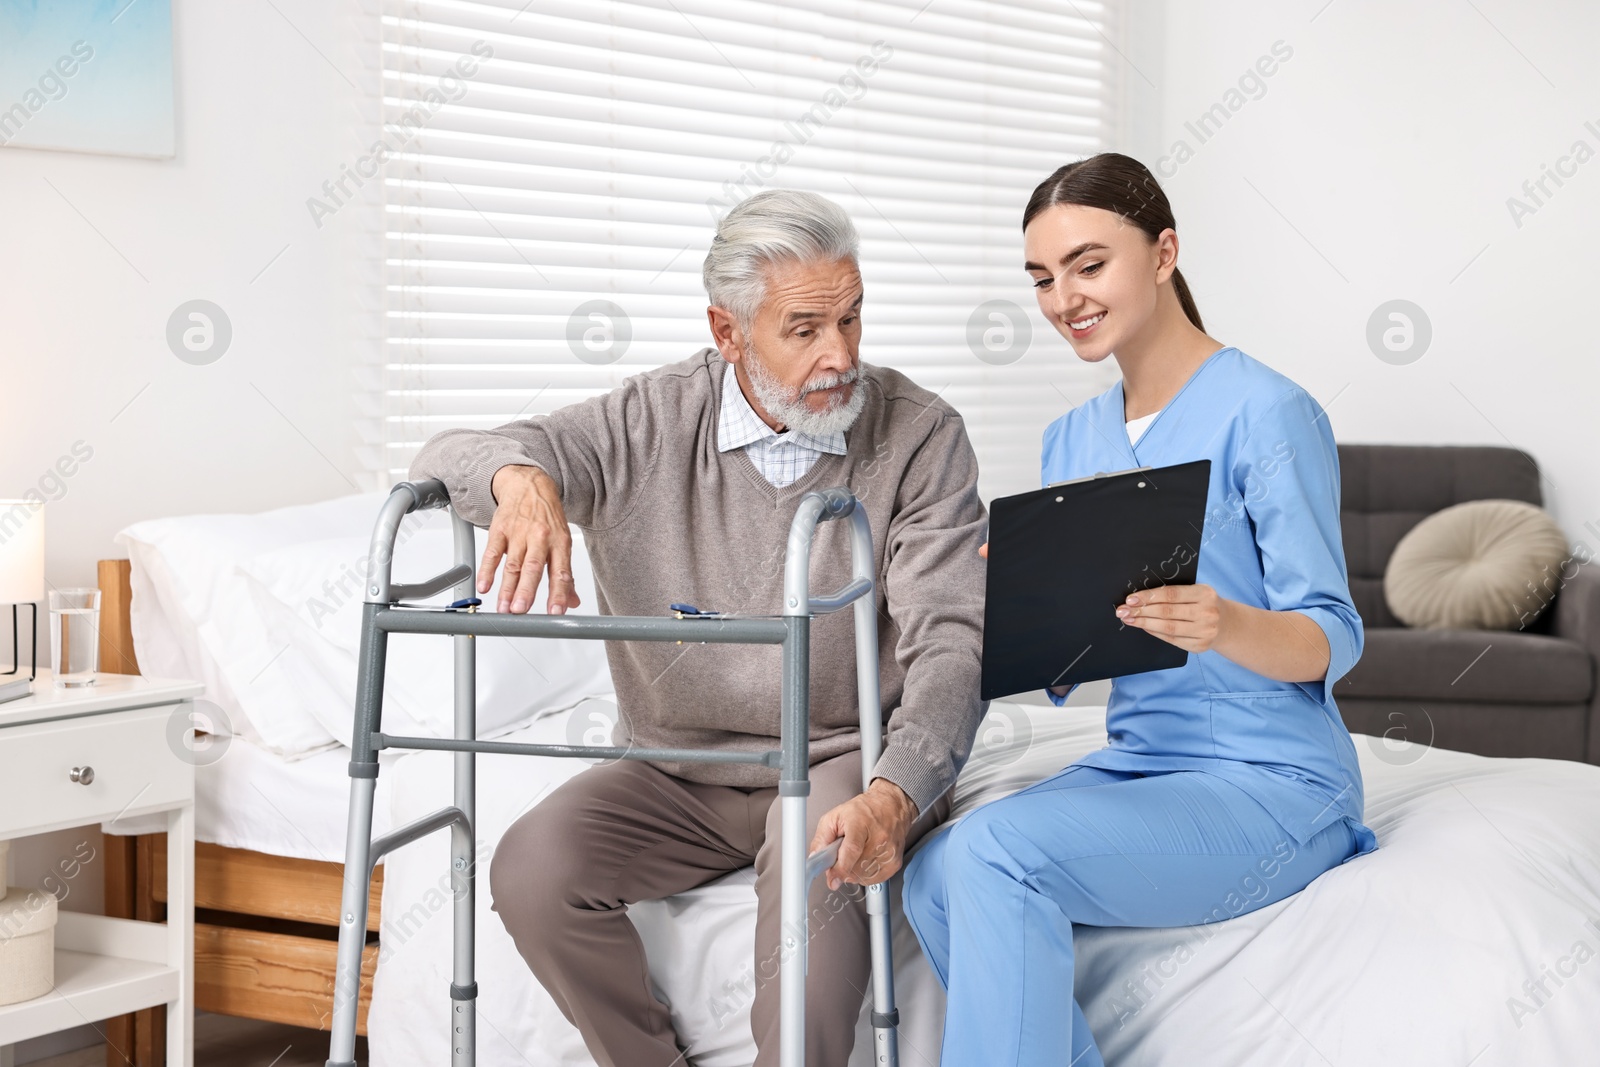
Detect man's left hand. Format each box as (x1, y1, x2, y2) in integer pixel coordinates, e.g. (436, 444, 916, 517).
(809, 779, 918, 892)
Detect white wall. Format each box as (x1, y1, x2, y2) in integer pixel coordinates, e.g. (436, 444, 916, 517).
(1135, 0, 1600, 543)
(20, 0, 1588, 587)
(0, 2, 374, 1058)
(0, 0, 378, 599)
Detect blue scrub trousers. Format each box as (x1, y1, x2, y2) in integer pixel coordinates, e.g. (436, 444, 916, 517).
(901, 763, 1361, 1066)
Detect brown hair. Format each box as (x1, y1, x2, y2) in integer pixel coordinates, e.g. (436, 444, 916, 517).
(1022, 153, 1203, 331)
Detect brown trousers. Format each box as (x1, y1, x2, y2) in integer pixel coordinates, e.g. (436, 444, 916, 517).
(487, 748, 953, 1067)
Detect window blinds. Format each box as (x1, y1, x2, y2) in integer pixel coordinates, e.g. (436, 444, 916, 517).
(371, 0, 1125, 501)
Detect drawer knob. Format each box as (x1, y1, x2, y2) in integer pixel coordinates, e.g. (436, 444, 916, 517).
(70, 766, 95, 785)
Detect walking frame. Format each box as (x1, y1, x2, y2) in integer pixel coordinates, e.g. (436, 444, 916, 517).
(326, 478, 902, 1067)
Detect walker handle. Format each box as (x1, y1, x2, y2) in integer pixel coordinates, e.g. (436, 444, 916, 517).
(805, 839, 842, 885)
(398, 478, 452, 512)
(365, 479, 477, 605)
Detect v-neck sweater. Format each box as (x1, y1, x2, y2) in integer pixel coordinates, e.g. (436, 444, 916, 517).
(409, 347, 990, 813)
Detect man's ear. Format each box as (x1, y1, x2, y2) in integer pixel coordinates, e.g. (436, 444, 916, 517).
(707, 305, 745, 363)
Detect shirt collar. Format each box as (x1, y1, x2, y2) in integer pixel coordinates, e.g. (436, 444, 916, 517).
(717, 362, 848, 455)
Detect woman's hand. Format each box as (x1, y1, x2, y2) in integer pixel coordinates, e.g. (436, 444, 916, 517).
(1116, 583, 1229, 654)
(979, 541, 988, 559)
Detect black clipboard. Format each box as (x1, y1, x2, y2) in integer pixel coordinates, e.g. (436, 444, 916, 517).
(980, 458, 1211, 701)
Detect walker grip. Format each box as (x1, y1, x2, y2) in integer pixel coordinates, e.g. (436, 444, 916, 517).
(806, 839, 843, 885)
(398, 478, 453, 512)
(812, 486, 858, 520)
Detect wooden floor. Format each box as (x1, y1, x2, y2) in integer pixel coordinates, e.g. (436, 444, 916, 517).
(30, 1014, 367, 1067)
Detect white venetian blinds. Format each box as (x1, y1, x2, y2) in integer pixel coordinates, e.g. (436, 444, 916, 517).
(373, 0, 1125, 500)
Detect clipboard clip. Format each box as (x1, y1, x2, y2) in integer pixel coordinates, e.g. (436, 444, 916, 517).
(1046, 465, 1156, 490)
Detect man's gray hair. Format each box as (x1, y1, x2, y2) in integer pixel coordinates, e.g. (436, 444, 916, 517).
(702, 189, 860, 330)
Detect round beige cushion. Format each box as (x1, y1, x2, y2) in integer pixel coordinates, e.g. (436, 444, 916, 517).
(1384, 499, 1569, 631)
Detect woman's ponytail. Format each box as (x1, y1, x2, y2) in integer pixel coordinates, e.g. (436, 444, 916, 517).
(1169, 267, 1203, 332)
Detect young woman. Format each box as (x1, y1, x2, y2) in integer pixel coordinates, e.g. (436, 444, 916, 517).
(901, 153, 1379, 1066)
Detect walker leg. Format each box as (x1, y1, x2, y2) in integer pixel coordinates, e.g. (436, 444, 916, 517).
(449, 794, 477, 1067)
(779, 616, 810, 1067)
(866, 883, 899, 1066)
(328, 602, 388, 1067)
(847, 512, 899, 1067)
(449, 555, 478, 1066)
(328, 773, 378, 1067)
(448, 757, 476, 1067)
(780, 791, 808, 1067)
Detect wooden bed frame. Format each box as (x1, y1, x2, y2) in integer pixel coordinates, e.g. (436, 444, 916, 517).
(97, 559, 381, 1066)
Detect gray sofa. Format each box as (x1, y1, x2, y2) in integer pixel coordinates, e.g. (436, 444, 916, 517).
(1333, 444, 1600, 764)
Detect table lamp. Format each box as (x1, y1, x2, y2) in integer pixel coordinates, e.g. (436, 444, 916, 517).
(0, 500, 44, 692)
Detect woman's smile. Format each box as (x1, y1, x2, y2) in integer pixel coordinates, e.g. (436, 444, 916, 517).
(1067, 311, 1106, 338)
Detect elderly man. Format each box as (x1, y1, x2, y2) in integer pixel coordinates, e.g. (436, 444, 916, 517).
(408, 189, 987, 1066)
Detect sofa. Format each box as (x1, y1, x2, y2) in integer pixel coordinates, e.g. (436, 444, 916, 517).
(1333, 444, 1600, 765)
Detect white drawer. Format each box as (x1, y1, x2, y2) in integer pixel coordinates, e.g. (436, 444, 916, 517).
(0, 704, 194, 839)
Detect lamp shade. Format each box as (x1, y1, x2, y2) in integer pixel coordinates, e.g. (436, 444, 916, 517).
(0, 501, 45, 604)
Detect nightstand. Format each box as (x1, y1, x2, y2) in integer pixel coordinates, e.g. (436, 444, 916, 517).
(0, 672, 203, 1067)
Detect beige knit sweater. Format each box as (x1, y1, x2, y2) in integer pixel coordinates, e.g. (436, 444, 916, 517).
(408, 348, 989, 813)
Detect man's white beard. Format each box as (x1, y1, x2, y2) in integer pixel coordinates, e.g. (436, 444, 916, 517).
(744, 343, 867, 436)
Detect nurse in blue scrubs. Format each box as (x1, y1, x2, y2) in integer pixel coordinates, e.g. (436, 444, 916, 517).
(901, 152, 1379, 1067)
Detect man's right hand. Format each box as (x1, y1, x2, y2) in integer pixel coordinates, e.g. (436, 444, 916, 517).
(483, 465, 580, 615)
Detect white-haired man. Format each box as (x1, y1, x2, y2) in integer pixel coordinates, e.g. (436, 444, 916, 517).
(409, 189, 987, 1066)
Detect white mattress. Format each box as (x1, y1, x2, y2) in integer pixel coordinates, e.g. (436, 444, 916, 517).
(105, 734, 399, 864)
(366, 702, 1600, 1067)
(198, 735, 402, 862)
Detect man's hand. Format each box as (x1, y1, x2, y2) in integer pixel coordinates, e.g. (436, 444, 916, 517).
(808, 778, 919, 892)
(483, 465, 581, 615)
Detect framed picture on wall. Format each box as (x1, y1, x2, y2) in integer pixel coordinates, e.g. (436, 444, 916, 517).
(0, 0, 175, 158)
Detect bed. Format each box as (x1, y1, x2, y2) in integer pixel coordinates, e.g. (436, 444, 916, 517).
(98, 492, 1600, 1066)
(370, 699, 1600, 1066)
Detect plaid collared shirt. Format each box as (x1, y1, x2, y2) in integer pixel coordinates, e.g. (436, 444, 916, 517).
(717, 362, 847, 488)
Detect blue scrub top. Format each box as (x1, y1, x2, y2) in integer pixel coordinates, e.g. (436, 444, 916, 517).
(1041, 346, 1378, 855)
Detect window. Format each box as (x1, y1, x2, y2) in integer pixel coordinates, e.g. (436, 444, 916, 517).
(372, 0, 1125, 500)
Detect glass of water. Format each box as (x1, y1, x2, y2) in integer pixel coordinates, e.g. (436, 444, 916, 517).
(49, 588, 101, 687)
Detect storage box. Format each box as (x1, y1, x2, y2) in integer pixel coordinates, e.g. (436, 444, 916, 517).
(0, 885, 57, 1006)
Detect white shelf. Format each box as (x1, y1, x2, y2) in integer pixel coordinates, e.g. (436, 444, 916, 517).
(0, 912, 180, 1045)
(0, 950, 178, 1046)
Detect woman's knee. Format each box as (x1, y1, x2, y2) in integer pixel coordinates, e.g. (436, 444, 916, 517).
(901, 830, 950, 928)
(942, 803, 1031, 880)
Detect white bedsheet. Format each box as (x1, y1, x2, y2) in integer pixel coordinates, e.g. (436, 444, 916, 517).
(196, 736, 403, 863)
(367, 703, 1600, 1067)
(105, 734, 399, 864)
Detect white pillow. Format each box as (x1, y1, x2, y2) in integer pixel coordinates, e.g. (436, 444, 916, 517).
(116, 492, 389, 757)
(236, 510, 614, 748)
